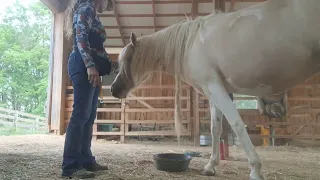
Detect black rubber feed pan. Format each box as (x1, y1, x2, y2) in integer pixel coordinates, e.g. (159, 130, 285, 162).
(153, 153, 192, 172)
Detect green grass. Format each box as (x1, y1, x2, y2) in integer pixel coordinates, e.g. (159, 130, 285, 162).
(0, 127, 49, 136)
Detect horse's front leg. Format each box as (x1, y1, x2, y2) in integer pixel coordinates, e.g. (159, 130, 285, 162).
(202, 104, 223, 176)
(201, 81, 265, 180)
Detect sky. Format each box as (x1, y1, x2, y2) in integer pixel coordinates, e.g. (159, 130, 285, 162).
(0, 0, 39, 21)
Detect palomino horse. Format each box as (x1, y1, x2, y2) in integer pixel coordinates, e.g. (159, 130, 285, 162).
(110, 0, 320, 179)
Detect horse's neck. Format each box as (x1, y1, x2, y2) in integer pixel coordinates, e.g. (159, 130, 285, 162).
(139, 34, 178, 75)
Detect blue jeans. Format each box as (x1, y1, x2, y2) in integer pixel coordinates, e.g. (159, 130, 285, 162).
(62, 52, 100, 176)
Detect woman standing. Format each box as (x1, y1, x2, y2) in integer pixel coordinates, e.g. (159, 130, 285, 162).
(62, 0, 116, 178)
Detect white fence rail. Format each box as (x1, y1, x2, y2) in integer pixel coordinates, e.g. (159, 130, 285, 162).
(0, 107, 48, 132)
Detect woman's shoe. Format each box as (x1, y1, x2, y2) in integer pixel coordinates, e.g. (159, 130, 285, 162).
(62, 168, 95, 179)
(84, 162, 108, 172)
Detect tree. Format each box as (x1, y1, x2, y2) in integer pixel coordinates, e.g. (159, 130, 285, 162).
(0, 0, 52, 116)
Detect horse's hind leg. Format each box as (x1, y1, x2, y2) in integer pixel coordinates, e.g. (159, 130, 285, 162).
(202, 103, 223, 176)
(201, 81, 265, 180)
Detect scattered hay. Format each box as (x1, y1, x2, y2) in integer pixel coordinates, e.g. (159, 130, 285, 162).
(0, 135, 319, 180)
(220, 163, 239, 175)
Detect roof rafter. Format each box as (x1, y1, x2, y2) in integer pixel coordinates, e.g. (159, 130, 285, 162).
(113, 0, 262, 4)
(228, 0, 237, 12)
(151, 0, 156, 32)
(115, 0, 200, 4)
(113, 1, 126, 46)
(102, 0, 267, 48)
(104, 25, 167, 29)
(191, 0, 199, 19)
(40, 0, 65, 12)
(99, 13, 209, 18)
(215, 0, 225, 12)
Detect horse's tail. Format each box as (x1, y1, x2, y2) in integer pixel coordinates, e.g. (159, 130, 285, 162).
(174, 31, 184, 146)
(174, 68, 182, 146)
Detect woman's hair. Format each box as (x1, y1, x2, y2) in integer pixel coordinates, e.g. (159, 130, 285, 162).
(65, 0, 92, 40)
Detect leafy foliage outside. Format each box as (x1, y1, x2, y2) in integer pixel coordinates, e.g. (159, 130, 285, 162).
(0, 1, 52, 117)
(234, 94, 257, 109)
(0, 127, 48, 136)
(235, 100, 257, 109)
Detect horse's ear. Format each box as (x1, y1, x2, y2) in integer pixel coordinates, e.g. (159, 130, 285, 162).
(130, 32, 137, 46)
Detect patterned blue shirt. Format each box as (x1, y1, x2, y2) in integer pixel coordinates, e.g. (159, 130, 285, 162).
(73, 2, 118, 73)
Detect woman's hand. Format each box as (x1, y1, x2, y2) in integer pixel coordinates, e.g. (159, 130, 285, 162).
(87, 66, 101, 87)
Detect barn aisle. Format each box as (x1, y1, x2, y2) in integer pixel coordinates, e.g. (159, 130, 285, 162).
(0, 134, 319, 180)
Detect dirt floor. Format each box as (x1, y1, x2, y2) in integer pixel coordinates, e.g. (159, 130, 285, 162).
(0, 134, 320, 180)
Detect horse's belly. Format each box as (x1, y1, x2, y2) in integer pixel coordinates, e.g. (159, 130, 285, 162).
(221, 59, 319, 96)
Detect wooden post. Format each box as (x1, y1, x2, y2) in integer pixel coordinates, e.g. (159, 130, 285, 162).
(14, 111, 18, 132)
(49, 11, 69, 135)
(46, 12, 55, 133)
(123, 112, 129, 143)
(41, 0, 68, 135)
(215, 0, 225, 13)
(93, 119, 98, 140)
(222, 93, 233, 158)
(193, 90, 200, 146)
(120, 100, 127, 143)
(222, 116, 229, 158)
(189, 87, 194, 141)
(35, 118, 40, 132)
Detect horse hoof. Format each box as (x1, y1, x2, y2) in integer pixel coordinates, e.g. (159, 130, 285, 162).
(202, 168, 216, 176)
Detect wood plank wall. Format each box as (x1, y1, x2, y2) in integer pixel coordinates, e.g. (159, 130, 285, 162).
(286, 74, 320, 146)
(60, 1, 320, 147)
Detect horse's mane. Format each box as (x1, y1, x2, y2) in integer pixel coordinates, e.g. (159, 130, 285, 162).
(130, 13, 216, 143)
(131, 14, 215, 78)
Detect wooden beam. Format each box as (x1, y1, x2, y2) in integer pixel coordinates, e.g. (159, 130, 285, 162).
(115, 0, 205, 4)
(125, 120, 190, 124)
(222, 94, 233, 157)
(151, 0, 156, 32)
(215, 0, 225, 12)
(193, 91, 200, 146)
(59, 0, 69, 11)
(190, 0, 199, 145)
(66, 108, 189, 112)
(40, 0, 60, 13)
(113, 3, 126, 46)
(97, 0, 262, 5)
(67, 96, 190, 101)
(196, 133, 320, 140)
(191, 0, 199, 19)
(46, 13, 55, 131)
(125, 131, 191, 136)
(104, 25, 167, 29)
(40, 0, 68, 12)
(228, 0, 237, 12)
(127, 93, 172, 120)
(50, 12, 69, 135)
(200, 120, 320, 127)
(224, 0, 265, 1)
(98, 13, 209, 18)
(66, 84, 190, 89)
(198, 108, 262, 115)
